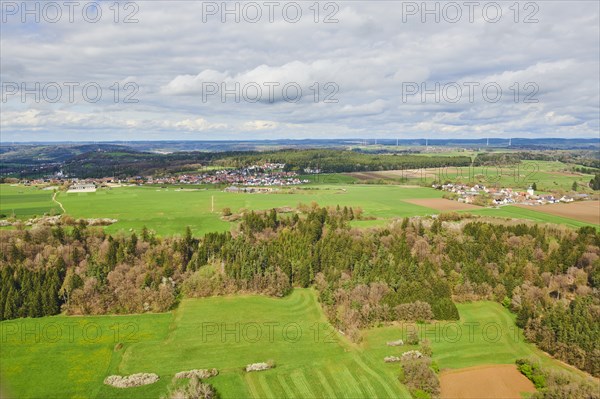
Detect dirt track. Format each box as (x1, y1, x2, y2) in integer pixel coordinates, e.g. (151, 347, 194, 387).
(516, 201, 600, 224)
(440, 364, 536, 399)
(404, 198, 481, 211)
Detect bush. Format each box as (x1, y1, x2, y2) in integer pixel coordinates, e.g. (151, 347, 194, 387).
(245, 361, 274, 372)
(516, 358, 545, 389)
(406, 331, 419, 345)
(420, 339, 433, 357)
(166, 376, 217, 399)
(104, 373, 159, 388)
(175, 369, 218, 379)
(516, 358, 600, 399)
(401, 357, 439, 398)
(386, 339, 404, 347)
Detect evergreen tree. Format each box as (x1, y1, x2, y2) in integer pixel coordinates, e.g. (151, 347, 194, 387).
(3, 287, 16, 320)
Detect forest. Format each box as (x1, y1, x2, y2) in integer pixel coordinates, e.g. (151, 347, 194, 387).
(217, 149, 472, 173)
(1, 208, 599, 376)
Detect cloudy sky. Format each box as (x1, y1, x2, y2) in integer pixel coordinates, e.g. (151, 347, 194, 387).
(1, 0, 599, 141)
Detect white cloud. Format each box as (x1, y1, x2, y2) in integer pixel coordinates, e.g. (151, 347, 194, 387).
(242, 120, 279, 130)
(0, 1, 598, 140)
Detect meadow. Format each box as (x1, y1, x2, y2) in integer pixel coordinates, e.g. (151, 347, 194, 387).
(54, 185, 444, 236)
(362, 301, 585, 373)
(1, 290, 587, 399)
(1, 289, 410, 399)
(0, 185, 61, 219)
(1, 181, 596, 236)
(468, 206, 594, 229)
(345, 160, 597, 193)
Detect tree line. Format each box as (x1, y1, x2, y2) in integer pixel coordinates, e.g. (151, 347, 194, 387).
(216, 149, 472, 173)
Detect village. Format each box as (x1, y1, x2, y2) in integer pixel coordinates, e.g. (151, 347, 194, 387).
(14, 163, 310, 192)
(433, 182, 590, 207)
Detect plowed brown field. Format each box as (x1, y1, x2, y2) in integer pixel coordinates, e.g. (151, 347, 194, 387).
(440, 364, 536, 399)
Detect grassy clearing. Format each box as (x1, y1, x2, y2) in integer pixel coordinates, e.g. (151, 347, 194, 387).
(1, 289, 410, 399)
(362, 301, 589, 378)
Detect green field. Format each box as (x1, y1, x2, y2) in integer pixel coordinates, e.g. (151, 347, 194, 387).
(362, 301, 588, 374)
(52, 185, 444, 236)
(347, 161, 597, 193)
(0, 185, 61, 219)
(1, 291, 587, 399)
(469, 206, 593, 229)
(1, 180, 595, 236)
(1, 289, 410, 399)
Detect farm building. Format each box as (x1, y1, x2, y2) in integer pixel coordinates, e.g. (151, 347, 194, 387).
(68, 183, 96, 193)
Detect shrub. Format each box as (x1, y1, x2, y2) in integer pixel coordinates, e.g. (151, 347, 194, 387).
(401, 357, 439, 398)
(406, 331, 420, 345)
(175, 369, 218, 379)
(104, 373, 159, 388)
(245, 361, 274, 372)
(166, 376, 217, 399)
(401, 350, 423, 361)
(386, 339, 404, 347)
(420, 339, 433, 357)
(516, 358, 600, 399)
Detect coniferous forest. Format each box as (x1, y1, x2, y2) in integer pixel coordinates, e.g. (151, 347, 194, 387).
(1, 207, 599, 377)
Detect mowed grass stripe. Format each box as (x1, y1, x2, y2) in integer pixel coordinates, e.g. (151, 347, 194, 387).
(345, 359, 394, 399)
(336, 366, 365, 398)
(359, 375, 379, 398)
(315, 369, 337, 398)
(289, 369, 315, 398)
(256, 372, 278, 399)
(351, 356, 401, 398)
(244, 372, 267, 399)
(276, 374, 297, 399)
(320, 367, 352, 397)
(285, 291, 314, 313)
(344, 364, 376, 398)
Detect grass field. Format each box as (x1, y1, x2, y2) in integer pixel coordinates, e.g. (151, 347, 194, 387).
(362, 301, 589, 375)
(1, 289, 410, 399)
(1, 181, 595, 236)
(469, 206, 594, 229)
(2, 292, 588, 399)
(346, 161, 597, 193)
(52, 185, 444, 236)
(0, 185, 61, 219)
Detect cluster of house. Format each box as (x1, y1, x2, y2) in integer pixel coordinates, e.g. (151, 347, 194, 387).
(19, 164, 309, 189)
(434, 183, 582, 206)
(147, 164, 308, 186)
